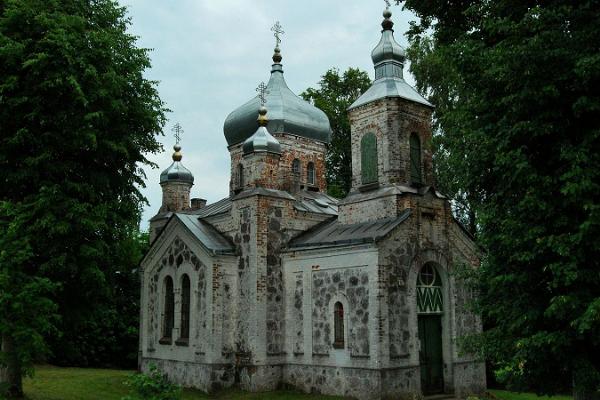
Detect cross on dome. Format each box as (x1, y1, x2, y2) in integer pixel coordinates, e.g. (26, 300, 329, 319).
(171, 123, 183, 145)
(256, 82, 269, 107)
(271, 21, 284, 48)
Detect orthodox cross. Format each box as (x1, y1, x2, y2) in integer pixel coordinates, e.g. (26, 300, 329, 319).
(271, 21, 284, 48)
(172, 123, 183, 145)
(384, 0, 401, 8)
(256, 82, 269, 106)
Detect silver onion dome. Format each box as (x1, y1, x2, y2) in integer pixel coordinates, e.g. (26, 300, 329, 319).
(349, 8, 432, 110)
(223, 49, 331, 146)
(242, 106, 282, 155)
(160, 145, 194, 184)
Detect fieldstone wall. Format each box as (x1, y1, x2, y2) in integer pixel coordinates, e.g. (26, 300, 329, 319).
(283, 364, 382, 400)
(311, 268, 370, 357)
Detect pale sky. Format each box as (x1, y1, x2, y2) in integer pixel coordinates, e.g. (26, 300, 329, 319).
(124, 1, 418, 229)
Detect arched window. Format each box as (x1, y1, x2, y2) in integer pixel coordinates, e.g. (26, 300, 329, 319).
(416, 263, 443, 314)
(410, 133, 422, 185)
(161, 276, 174, 343)
(292, 159, 301, 176)
(307, 162, 315, 185)
(179, 274, 191, 342)
(237, 163, 244, 188)
(361, 133, 378, 184)
(333, 302, 344, 348)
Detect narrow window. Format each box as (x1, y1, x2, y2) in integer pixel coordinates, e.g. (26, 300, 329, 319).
(161, 276, 174, 343)
(178, 274, 191, 343)
(361, 133, 378, 184)
(333, 302, 344, 348)
(292, 159, 301, 175)
(307, 162, 315, 185)
(237, 163, 244, 188)
(410, 133, 422, 185)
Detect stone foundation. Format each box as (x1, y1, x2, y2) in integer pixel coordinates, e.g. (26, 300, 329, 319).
(140, 357, 235, 393)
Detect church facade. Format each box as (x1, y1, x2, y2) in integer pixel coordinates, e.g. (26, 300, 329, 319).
(139, 8, 486, 400)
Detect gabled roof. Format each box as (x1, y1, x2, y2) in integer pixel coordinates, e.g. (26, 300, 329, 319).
(288, 209, 411, 250)
(174, 214, 235, 255)
(193, 190, 339, 220)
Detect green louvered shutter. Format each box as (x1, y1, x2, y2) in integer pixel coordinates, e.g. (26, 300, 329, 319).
(410, 133, 422, 185)
(361, 133, 378, 184)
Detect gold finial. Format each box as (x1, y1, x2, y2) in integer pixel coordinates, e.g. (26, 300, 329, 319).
(171, 123, 184, 161)
(271, 21, 284, 63)
(257, 106, 269, 127)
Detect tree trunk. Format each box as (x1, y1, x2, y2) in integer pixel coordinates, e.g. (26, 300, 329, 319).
(0, 333, 23, 398)
(573, 364, 597, 400)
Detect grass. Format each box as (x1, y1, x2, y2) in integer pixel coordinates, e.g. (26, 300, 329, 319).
(490, 389, 572, 400)
(22, 365, 344, 400)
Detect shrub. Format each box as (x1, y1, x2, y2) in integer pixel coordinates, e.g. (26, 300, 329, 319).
(121, 364, 181, 400)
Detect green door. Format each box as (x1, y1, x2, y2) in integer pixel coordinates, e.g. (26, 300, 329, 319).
(418, 315, 444, 394)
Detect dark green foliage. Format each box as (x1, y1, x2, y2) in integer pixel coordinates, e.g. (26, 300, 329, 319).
(402, 0, 600, 396)
(0, 0, 165, 395)
(122, 364, 181, 400)
(301, 68, 371, 198)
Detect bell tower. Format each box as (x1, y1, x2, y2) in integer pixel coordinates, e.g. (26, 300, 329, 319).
(347, 7, 434, 192)
(338, 7, 436, 224)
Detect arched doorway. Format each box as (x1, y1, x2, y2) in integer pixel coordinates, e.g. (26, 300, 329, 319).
(417, 262, 444, 394)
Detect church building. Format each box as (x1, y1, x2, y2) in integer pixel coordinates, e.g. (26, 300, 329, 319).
(139, 7, 486, 399)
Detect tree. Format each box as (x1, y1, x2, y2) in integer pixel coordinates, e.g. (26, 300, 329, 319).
(0, 0, 165, 396)
(301, 68, 371, 198)
(402, 0, 600, 397)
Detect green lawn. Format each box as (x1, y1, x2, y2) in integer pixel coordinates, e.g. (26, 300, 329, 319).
(490, 389, 572, 400)
(23, 365, 344, 400)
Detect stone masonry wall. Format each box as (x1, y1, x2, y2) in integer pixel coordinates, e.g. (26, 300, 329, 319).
(228, 135, 327, 195)
(160, 181, 192, 213)
(348, 98, 434, 190)
(312, 268, 370, 357)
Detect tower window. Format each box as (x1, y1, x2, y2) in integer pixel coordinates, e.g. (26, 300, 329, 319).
(178, 274, 191, 343)
(333, 302, 344, 348)
(361, 133, 378, 184)
(237, 163, 244, 188)
(161, 276, 174, 343)
(292, 159, 301, 175)
(307, 162, 315, 185)
(410, 133, 422, 185)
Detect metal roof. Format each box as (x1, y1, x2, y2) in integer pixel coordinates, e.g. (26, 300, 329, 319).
(223, 63, 331, 146)
(288, 209, 411, 250)
(348, 8, 431, 111)
(159, 161, 194, 184)
(193, 197, 232, 218)
(293, 190, 338, 216)
(175, 214, 234, 255)
(349, 77, 432, 110)
(242, 126, 282, 155)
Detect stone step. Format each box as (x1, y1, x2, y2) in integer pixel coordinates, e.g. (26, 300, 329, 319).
(424, 394, 457, 400)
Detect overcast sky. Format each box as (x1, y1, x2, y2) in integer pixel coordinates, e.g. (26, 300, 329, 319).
(124, 1, 418, 229)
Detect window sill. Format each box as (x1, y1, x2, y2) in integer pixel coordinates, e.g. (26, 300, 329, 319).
(175, 338, 189, 347)
(358, 182, 379, 192)
(158, 337, 172, 345)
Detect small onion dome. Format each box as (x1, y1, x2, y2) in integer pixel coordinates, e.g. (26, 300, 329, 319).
(242, 107, 282, 155)
(371, 9, 406, 70)
(349, 8, 432, 110)
(223, 51, 331, 146)
(159, 145, 194, 184)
